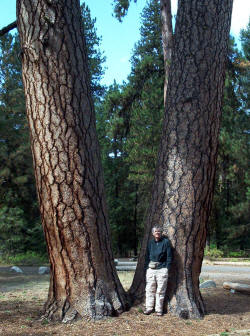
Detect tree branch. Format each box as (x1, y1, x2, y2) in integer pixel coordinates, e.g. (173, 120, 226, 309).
(0, 21, 17, 37)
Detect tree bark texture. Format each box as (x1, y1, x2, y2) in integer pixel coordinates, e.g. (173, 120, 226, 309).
(160, 0, 173, 106)
(129, 0, 233, 319)
(17, 0, 127, 321)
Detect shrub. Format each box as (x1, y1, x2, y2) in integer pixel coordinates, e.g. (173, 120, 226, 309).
(227, 250, 247, 258)
(0, 206, 27, 254)
(0, 251, 48, 265)
(204, 246, 224, 259)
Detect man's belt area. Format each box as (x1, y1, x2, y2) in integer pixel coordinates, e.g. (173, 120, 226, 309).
(148, 261, 161, 269)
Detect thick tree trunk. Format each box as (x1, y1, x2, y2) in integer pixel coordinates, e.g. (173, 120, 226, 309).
(17, 0, 127, 321)
(160, 0, 173, 106)
(129, 0, 233, 319)
(133, 186, 138, 257)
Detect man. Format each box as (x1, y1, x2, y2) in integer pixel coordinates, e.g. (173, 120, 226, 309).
(144, 226, 172, 316)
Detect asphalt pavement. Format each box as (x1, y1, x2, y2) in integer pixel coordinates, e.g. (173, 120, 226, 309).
(1, 263, 249, 281)
(201, 264, 250, 281)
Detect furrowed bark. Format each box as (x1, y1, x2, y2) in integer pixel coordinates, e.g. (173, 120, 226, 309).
(129, 0, 233, 319)
(160, 0, 173, 105)
(17, 0, 127, 321)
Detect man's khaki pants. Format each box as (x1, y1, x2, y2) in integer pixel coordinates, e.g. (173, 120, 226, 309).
(145, 267, 168, 313)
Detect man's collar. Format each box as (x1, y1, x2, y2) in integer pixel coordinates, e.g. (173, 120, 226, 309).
(154, 236, 163, 242)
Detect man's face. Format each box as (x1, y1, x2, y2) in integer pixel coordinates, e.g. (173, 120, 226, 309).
(153, 229, 162, 241)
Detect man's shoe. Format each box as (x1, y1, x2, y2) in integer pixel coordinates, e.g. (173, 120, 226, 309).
(143, 309, 153, 315)
(156, 311, 163, 316)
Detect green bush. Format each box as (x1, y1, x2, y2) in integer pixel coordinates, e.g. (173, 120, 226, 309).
(0, 251, 48, 265)
(227, 250, 247, 258)
(204, 246, 224, 259)
(0, 206, 27, 254)
(0, 206, 46, 255)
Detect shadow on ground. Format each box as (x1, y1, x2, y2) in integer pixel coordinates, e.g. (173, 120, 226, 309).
(203, 286, 250, 316)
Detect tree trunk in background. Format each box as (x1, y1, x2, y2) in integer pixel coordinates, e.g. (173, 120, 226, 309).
(160, 0, 173, 106)
(129, 0, 233, 319)
(17, 0, 127, 321)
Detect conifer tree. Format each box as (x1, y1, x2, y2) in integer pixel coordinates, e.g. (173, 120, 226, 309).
(130, 0, 234, 319)
(0, 3, 107, 256)
(98, 0, 164, 255)
(16, 0, 126, 321)
(210, 30, 250, 251)
(0, 33, 42, 253)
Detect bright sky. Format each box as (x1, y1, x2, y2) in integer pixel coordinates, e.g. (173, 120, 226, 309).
(0, 0, 249, 86)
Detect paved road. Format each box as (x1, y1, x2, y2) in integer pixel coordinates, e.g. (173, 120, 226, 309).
(116, 262, 250, 281)
(1, 264, 249, 281)
(201, 264, 250, 281)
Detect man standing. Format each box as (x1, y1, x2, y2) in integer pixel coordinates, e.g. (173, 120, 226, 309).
(144, 226, 172, 316)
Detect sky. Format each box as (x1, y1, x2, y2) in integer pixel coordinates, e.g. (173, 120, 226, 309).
(0, 0, 249, 86)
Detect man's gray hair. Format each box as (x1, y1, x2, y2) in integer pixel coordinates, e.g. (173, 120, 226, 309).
(152, 226, 163, 234)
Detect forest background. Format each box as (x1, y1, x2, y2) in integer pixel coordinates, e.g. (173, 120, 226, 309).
(0, 0, 249, 263)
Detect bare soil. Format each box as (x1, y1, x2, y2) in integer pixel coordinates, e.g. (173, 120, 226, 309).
(0, 271, 249, 336)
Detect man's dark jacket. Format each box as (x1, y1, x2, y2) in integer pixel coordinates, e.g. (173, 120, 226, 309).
(145, 236, 172, 270)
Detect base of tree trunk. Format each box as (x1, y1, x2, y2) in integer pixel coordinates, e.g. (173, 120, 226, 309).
(42, 300, 120, 323)
(42, 277, 128, 322)
(42, 295, 127, 323)
(42, 299, 79, 323)
(166, 271, 205, 319)
(167, 296, 205, 319)
(129, 266, 205, 319)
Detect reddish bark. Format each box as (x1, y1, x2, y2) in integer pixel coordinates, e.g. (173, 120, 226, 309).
(17, 0, 127, 321)
(129, 0, 233, 319)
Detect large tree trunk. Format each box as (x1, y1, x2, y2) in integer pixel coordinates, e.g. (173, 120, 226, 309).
(17, 0, 127, 321)
(160, 0, 173, 106)
(129, 0, 233, 319)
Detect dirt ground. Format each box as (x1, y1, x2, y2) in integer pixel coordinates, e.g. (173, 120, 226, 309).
(0, 271, 249, 336)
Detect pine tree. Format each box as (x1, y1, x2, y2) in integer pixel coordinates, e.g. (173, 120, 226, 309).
(210, 30, 250, 251)
(130, 0, 233, 319)
(96, 82, 139, 256)
(0, 3, 106, 256)
(80, 3, 106, 101)
(97, 0, 164, 255)
(16, 0, 126, 321)
(0, 33, 42, 254)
